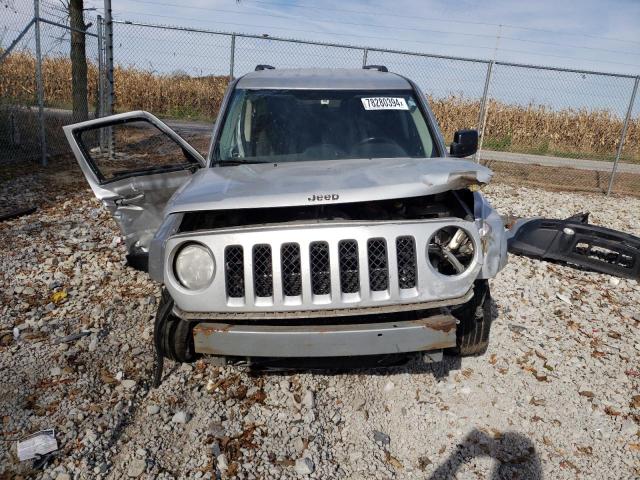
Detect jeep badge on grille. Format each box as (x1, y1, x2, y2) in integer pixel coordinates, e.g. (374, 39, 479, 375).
(308, 193, 340, 202)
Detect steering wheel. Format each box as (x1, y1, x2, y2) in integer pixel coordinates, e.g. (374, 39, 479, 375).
(356, 136, 393, 147)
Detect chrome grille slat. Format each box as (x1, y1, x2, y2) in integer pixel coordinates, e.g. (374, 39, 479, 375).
(226, 237, 411, 299)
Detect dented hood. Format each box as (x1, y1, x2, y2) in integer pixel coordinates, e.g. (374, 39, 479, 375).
(166, 157, 492, 214)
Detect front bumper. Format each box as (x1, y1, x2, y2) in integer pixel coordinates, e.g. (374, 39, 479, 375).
(192, 313, 456, 357)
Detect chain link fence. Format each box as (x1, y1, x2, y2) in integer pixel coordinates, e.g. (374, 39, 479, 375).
(0, 0, 100, 167)
(483, 62, 639, 195)
(106, 21, 640, 196)
(1, 7, 639, 196)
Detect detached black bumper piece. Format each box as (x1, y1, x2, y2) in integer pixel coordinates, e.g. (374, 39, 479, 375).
(507, 212, 640, 280)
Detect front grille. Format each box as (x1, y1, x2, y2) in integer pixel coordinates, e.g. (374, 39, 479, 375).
(281, 243, 302, 296)
(396, 236, 417, 289)
(224, 245, 244, 297)
(339, 240, 360, 293)
(222, 235, 419, 303)
(253, 244, 273, 297)
(368, 238, 389, 291)
(310, 241, 331, 295)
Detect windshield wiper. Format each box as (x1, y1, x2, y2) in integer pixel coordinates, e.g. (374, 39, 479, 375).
(211, 159, 273, 166)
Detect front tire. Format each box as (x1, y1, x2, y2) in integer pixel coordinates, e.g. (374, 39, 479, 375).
(154, 289, 196, 363)
(447, 280, 492, 356)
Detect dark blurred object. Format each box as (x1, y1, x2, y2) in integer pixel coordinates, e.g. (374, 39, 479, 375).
(507, 212, 640, 279)
(0, 206, 37, 222)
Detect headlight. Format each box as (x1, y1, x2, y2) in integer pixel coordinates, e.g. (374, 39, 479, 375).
(174, 243, 215, 290)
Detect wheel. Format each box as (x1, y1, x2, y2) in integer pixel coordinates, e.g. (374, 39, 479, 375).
(154, 289, 196, 363)
(447, 280, 492, 356)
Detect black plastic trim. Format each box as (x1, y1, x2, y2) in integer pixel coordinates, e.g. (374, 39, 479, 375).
(126, 251, 149, 272)
(363, 64, 388, 72)
(507, 213, 640, 280)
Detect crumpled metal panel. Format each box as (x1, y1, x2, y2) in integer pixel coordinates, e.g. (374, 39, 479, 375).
(165, 157, 493, 215)
(474, 192, 508, 279)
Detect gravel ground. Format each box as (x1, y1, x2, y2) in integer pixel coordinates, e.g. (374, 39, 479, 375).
(1, 171, 639, 480)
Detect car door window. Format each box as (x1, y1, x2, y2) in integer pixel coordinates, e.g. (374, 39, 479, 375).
(76, 120, 201, 183)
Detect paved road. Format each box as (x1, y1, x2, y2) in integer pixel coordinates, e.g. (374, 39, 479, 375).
(478, 149, 640, 174)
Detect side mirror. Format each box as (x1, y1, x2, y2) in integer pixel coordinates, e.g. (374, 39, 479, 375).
(449, 129, 478, 158)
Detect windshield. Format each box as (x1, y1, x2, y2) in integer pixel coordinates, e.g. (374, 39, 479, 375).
(213, 89, 437, 164)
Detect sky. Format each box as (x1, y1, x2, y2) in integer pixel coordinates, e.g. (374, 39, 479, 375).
(78, 0, 640, 76)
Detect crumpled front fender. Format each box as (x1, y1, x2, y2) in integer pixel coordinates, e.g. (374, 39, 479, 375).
(148, 213, 184, 283)
(474, 192, 508, 279)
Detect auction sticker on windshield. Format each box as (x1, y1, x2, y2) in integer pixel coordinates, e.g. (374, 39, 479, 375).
(361, 97, 408, 110)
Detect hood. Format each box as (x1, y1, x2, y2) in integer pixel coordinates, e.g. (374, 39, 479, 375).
(165, 157, 492, 214)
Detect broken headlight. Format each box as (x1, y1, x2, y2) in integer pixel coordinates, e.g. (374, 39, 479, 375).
(174, 243, 215, 290)
(427, 227, 474, 275)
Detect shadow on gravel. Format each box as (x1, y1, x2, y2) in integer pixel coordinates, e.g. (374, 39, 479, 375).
(243, 353, 462, 380)
(0, 156, 86, 216)
(427, 429, 542, 480)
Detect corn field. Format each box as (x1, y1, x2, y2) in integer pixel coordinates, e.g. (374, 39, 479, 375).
(1, 50, 638, 162)
(0, 51, 100, 111)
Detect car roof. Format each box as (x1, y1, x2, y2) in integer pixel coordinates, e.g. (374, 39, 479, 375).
(235, 68, 413, 90)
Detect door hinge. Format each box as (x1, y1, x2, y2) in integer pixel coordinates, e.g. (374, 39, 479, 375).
(114, 193, 145, 206)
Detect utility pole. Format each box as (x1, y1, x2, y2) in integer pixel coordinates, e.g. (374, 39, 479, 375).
(493, 24, 502, 61)
(476, 24, 501, 162)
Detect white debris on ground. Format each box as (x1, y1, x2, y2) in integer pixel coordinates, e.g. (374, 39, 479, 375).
(1, 174, 639, 479)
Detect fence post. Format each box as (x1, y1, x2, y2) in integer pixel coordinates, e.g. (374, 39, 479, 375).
(34, 0, 47, 166)
(104, 0, 114, 156)
(97, 15, 104, 118)
(362, 48, 368, 67)
(607, 76, 639, 196)
(97, 15, 109, 152)
(0, 18, 35, 64)
(229, 34, 236, 79)
(104, 0, 114, 116)
(475, 60, 494, 163)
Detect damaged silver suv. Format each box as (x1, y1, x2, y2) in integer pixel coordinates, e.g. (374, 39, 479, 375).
(64, 66, 507, 370)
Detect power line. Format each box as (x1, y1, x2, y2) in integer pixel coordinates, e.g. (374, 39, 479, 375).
(500, 22, 640, 47)
(123, 0, 500, 41)
(104, 7, 640, 69)
(249, 0, 640, 47)
(120, 0, 640, 57)
(500, 34, 640, 57)
(107, 8, 499, 51)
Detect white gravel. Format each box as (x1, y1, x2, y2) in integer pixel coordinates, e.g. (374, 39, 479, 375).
(1, 175, 639, 479)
